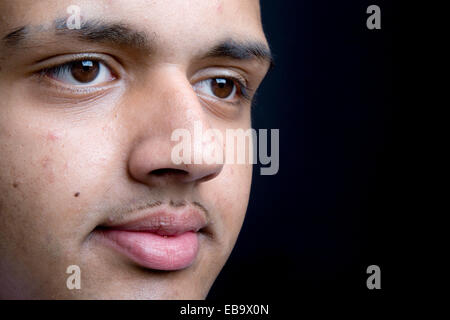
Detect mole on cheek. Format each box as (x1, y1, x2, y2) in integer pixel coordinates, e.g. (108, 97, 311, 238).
(12, 182, 19, 188)
(74, 192, 80, 197)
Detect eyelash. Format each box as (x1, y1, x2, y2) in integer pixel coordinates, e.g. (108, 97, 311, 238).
(39, 59, 115, 85)
(231, 78, 251, 101)
(196, 77, 251, 102)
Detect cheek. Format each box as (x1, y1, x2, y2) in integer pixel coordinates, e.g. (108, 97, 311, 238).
(0, 119, 118, 237)
(0, 111, 122, 294)
(2, 130, 73, 200)
(206, 163, 252, 238)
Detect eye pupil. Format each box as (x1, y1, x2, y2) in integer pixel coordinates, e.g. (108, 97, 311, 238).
(71, 60, 100, 83)
(211, 78, 234, 99)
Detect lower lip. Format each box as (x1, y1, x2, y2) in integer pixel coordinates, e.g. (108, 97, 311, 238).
(96, 229, 199, 271)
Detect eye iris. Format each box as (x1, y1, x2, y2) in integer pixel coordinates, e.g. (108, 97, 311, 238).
(71, 60, 100, 83)
(211, 78, 234, 99)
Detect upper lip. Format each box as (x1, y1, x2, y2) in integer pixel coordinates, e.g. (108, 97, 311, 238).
(97, 204, 208, 236)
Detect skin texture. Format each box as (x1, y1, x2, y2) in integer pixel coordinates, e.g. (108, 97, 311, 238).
(0, 0, 270, 299)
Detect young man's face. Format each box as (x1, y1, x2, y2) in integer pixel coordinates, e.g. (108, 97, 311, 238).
(0, 0, 270, 299)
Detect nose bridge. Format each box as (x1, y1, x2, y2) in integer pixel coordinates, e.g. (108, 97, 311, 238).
(149, 68, 204, 135)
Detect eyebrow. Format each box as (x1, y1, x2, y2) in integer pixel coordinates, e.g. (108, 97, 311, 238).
(2, 18, 273, 67)
(203, 39, 273, 67)
(55, 18, 151, 50)
(2, 18, 152, 50)
(2, 26, 28, 47)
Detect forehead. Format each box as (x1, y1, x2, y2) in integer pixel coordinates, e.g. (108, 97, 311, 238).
(0, 0, 266, 48)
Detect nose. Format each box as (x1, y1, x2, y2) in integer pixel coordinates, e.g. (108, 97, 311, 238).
(127, 69, 224, 187)
(128, 139, 223, 186)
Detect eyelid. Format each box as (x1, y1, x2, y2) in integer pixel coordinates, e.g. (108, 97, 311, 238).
(33, 53, 122, 79)
(42, 61, 115, 87)
(30, 54, 124, 101)
(191, 68, 253, 101)
(194, 77, 251, 105)
(192, 67, 249, 85)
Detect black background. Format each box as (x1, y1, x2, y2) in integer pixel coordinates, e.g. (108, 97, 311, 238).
(208, 0, 395, 302)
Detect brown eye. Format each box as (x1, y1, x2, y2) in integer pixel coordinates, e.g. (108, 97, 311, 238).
(71, 60, 100, 83)
(210, 78, 235, 99)
(45, 59, 115, 86)
(193, 76, 247, 103)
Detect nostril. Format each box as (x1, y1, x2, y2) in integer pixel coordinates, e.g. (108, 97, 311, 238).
(150, 168, 189, 177)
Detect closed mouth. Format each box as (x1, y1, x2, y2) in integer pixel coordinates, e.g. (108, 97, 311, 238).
(91, 203, 210, 271)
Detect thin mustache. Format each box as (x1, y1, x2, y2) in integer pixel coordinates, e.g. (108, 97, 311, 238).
(105, 199, 209, 223)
